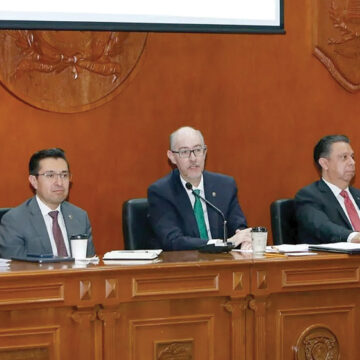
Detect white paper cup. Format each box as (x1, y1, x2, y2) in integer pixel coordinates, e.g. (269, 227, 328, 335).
(251, 227, 267, 254)
(70, 238, 88, 259)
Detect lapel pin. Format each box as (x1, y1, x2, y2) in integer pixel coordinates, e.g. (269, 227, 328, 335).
(212, 192, 216, 197)
(68, 214, 73, 220)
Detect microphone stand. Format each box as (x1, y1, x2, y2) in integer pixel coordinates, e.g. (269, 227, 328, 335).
(186, 182, 233, 253)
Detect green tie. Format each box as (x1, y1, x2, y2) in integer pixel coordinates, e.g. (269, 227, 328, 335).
(193, 189, 208, 240)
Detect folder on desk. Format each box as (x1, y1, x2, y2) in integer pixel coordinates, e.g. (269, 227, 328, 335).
(308, 242, 360, 254)
(12, 256, 74, 263)
(103, 250, 162, 260)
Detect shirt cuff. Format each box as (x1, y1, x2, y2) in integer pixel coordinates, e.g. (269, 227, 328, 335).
(347, 232, 359, 242)
(207, 239, 228, 246)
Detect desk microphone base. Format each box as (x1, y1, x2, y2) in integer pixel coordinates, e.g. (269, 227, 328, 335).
(198, 244, 235, 253)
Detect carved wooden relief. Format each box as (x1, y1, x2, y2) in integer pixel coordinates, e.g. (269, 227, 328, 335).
(130, 315, 214, 359)
(314, 0, 360, 92)
(98, 308, 122, 360)
(105, 279, 117, 299)
(0, 30, 147, 112)
(257, 270, 267, 289)
(155, 340, 193, 360)
(79, 280, 92, 300)
(70, 307, 99, 359)
(223, 298, 249, 360)
(249, 296, 268, 360)
(295, 325, 339, 360)
(232, 271, 244, 291)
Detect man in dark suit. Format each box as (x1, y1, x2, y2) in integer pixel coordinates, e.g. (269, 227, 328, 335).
(295, 135, 360, 244)
(148, 126, 251, 250)
(0, 148, 95, 258)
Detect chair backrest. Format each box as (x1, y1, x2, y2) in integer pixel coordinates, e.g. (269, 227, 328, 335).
(0, 208, 10, 224)
(122, 198, 156, 250)
(270, 199, 297, 245)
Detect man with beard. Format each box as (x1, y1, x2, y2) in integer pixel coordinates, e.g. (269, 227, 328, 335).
(148, 126, 251, 250)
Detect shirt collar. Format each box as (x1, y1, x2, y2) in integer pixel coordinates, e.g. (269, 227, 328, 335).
(180, 174, 204, 194)
(322, 178, 349, 197)
(35, 195, 61, 216)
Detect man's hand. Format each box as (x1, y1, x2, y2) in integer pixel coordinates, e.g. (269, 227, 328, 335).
(229, 228, 252, 249)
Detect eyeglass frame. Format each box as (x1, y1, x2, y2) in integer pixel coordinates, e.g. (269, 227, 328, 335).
(171, 145, 207, 159)
(35, 171, 72, 181)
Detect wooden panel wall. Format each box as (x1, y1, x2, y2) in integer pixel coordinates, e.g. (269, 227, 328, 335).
(0, 1, 359, 254)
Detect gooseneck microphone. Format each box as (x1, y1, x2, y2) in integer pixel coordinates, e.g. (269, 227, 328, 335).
(186, 182, 232, 252)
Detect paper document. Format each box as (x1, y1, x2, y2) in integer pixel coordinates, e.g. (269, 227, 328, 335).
(103, 250, 163, 260)
(74, 256, 99, 263)
(310, 242, 360, 250)
(308, 242, 360, 254)
(268, 244, 309, 253)
(0, 258, 11, 267)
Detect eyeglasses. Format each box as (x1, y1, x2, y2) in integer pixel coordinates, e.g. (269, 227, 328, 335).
(171, 146, 207, 159)
(35, 171, 72, 181)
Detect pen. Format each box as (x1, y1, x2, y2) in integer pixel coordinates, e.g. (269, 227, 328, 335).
(264, 253, 287, 258)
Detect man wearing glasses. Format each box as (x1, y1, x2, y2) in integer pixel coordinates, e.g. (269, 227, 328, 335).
(0, 148, 95, 259)
(148, 126, 251, 250)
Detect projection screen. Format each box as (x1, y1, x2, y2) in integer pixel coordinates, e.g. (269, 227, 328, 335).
(0, 0, 284, 33)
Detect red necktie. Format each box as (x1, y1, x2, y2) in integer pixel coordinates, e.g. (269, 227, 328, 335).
(48, 211, 68, 257)
(340, 190, 360, 231)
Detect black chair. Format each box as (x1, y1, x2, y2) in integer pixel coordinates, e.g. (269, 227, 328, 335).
(0, 208, 10, 223)
(122, 198, 156, 250)
(270, 199, 297, 245)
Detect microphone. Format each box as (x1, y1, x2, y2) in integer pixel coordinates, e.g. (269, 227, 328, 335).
(185, 182, 233, 253)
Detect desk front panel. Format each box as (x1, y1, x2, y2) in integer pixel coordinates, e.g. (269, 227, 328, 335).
(250, 254, 360, 360)
(0, 252, 359, 360)
(0, 252, 251, 360)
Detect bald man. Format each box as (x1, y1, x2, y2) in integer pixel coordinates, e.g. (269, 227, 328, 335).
(148, 126, 251, 251)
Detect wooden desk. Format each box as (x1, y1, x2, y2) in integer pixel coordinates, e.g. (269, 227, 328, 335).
(0, 251, 358, 360)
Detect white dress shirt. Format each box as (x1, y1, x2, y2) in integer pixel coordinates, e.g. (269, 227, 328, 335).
(322, 178, 360, 242)
(36, 196, 70, 255)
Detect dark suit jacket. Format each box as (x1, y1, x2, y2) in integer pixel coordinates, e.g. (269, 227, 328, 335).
(0, 197, 96, 259)
(147, 169, 247, 250)
(295, 179, 360, 244)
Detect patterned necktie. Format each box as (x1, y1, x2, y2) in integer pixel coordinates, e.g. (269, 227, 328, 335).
(193, 189, 208, 240)
(48, 211, 68, 256)
(340, 190, 360, 231)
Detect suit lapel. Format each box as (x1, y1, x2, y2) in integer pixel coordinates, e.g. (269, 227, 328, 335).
(318, 180, 352, 228)
(61, 202, 79, 240)
(28, 197, 53, 253)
